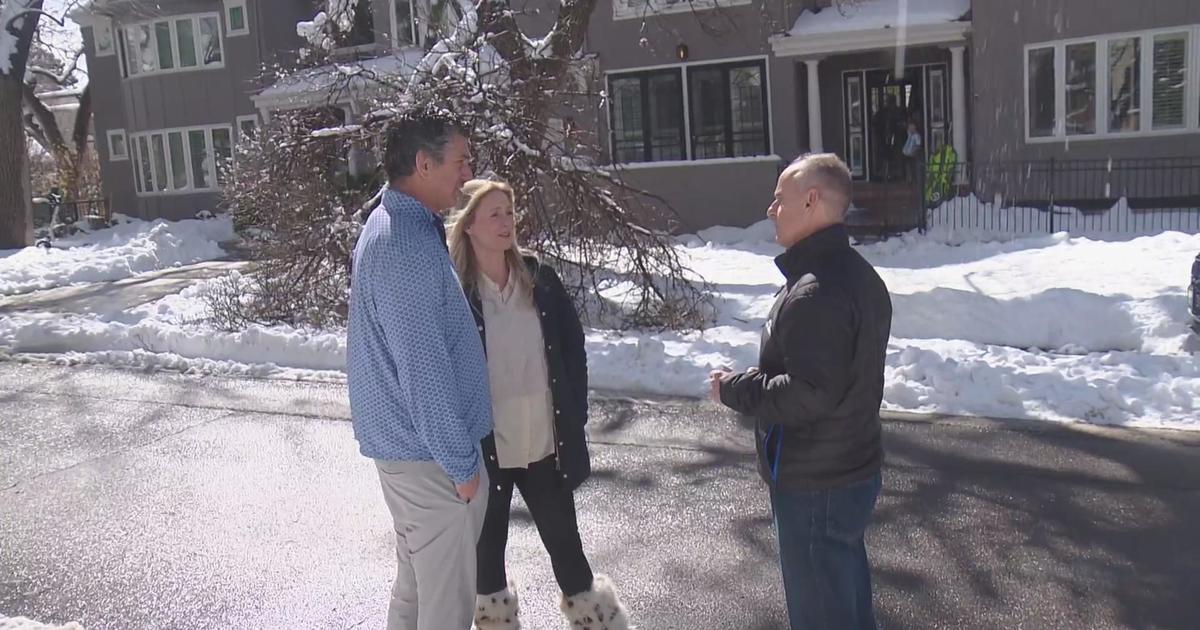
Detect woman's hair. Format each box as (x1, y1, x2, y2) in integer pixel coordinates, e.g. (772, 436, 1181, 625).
(447, 178, 533, 299)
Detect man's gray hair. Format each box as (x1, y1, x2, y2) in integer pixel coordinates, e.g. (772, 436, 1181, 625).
(788, 153, 853, 217)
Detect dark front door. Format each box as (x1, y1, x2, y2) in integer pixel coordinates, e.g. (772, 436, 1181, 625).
(866, 69, 923, 182)
(844, 64, 949, 183)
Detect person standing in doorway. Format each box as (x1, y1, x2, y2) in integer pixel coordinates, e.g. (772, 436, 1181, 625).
(347, 108, 491, 630)
(710, 153, 893, 630)
(901, 118, 924, 182)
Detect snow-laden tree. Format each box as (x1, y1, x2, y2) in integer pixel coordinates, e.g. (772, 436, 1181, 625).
(23, 1, 96, 207)
(216, 0, 717, 330)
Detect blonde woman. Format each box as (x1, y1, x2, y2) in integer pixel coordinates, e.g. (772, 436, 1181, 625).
(448, 179, 631, 630)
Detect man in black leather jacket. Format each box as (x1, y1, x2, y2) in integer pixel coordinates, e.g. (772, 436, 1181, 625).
(711, 153, 893, 630)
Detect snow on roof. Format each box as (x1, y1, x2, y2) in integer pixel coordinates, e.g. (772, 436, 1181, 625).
(255, 49, 429, 107)
(789, 0, 970, 36)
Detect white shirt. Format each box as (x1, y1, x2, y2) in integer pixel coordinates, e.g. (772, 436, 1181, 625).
(478, 268, 556, 469)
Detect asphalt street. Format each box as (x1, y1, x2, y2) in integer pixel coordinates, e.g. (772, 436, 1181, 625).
(1, 362, 1198, 629)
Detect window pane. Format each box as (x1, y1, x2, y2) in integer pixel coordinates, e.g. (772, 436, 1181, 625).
(848, 77, 864, 128)
(425, 0, 463, 47)
(1027, 47, 1056, 137)
(96, 24, 114, 53)
(189, 130, 210, 189)
(110, 133, 127, 158)
(346, 0, 376, 47)
(1108, 37, 1141, 132)
(151, 134, 168, 191)
(131, 140, 143, 192)
(647, 73, 683, 161)
(118, 28, 131, 76)
(610, 77, 645, 162)
(239, 118, 257, 141)
(690, 68, 727, 159)
(134, 24, 155, 73)
(155, 21, 174, 70)
(168, 132, 188, 189)
(929, 69, 945, 125)
(137, 136, 153, 192)
(393, 0, 415, 46)
(1152, 33, 1187, 129)
(1065, 42, 1096, 135)
(729, 66, 766, 157)
(849, 134, 864, 176)
(212, 128, 232, 184)
(200, 16, 222, 65)
(229, 5, 246, 31)
(176, 19, 197, 67)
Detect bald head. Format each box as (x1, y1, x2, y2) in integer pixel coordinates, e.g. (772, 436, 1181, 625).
(767, 153, 853, 248)
(782, 153, 853, 220)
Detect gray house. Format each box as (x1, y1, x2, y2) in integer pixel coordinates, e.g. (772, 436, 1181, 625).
(74, 0, 1200, 229)
(590, 0, 1200, 231)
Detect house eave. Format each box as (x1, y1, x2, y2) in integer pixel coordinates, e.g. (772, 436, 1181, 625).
(770, 20, 971, 57)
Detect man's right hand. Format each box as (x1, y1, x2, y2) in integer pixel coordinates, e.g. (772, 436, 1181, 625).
(455, 470, 481, 503)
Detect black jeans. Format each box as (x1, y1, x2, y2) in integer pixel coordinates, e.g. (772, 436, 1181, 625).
(476, 454, 594, 596)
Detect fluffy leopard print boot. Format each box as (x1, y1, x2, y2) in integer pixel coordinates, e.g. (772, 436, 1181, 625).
(474, 581, 520, 630)
(560, 574, 632, 629)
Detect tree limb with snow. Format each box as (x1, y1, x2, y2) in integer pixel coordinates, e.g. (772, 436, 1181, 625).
(217, 0, 714, 330)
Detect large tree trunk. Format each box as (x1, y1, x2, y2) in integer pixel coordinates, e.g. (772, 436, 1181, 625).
(0, 76, 33, 248)
(1, 0, 44, 248)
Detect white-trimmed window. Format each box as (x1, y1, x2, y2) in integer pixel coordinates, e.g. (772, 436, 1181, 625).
(129, 125, 233, 196)
(1025, 26, 1200, 141)
(117, 13, 224, 79)
(613, 0, 751, 21)
(392, 0, 464, 49)
(224, 0, 249, 37)
(236, 114, 258, 142)
(91, 20, 115, 57)
(392, 0, 417, 47)
(106, 129, 128, 161)
(607, 58, 771, 164)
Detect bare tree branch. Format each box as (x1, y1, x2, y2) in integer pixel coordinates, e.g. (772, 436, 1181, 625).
(26, 46, 81, 85)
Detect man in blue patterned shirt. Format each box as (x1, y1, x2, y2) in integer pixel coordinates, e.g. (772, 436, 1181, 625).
(347, 108, 492, 630)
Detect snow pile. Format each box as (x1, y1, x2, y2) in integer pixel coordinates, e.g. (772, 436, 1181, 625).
(2, 218, 1199, 430)
(0, 214, 235, 296)
(789, 0, 970, 36)
(883, 340, 1200, 426)
(587, 226, 1200, 430)
(890, 288, 1142, 353)
(0, 275, 346, 379)
(0, 616, 84, 630)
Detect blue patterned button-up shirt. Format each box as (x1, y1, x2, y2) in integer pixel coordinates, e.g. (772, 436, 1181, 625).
(347, 189, 493, 484)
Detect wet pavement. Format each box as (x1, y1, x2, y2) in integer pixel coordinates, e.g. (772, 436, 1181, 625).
(2, 362, 1199, 629)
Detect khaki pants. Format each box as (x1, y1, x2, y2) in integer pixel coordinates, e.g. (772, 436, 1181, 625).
(375, 459, 490, 630)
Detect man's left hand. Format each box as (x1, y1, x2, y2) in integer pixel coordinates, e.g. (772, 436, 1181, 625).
(708, 368, 733, 403)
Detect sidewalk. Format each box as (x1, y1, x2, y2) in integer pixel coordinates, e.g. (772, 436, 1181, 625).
(0, 260, 249, 316)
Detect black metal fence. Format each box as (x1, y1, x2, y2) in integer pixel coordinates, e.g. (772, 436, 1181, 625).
(918, 157, 1200, 236)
